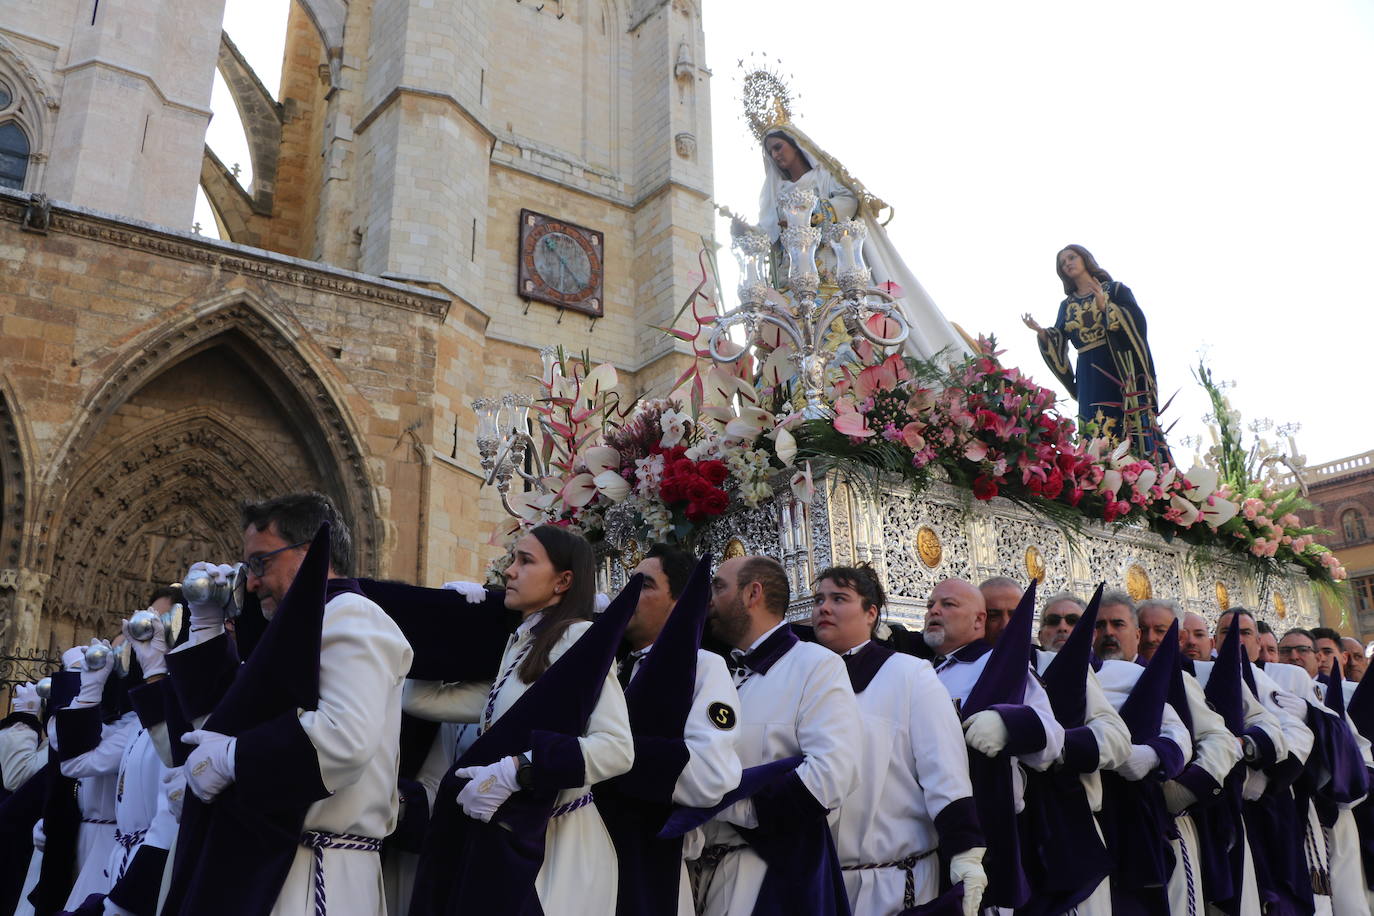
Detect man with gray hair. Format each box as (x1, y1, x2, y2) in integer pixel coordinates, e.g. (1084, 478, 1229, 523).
(1136, 598, 1183, 663)
(1092, 590, 1141, 664)
(1036, 591, 1086, 653)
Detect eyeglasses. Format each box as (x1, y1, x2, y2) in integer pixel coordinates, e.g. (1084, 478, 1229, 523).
(1278, 645, 1315, 656)
(244, 541, 309, 577)
(1044, 613, 1080, 628)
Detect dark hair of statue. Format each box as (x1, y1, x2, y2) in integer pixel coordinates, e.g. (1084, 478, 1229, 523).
(240, 491, 354, 576)
(764, 130, 812, 176)
(1056, 244, 1113, 296)
(737, 556, 791, 618)
(518, 525, 598, 683)
(816, 564, 887, 635)
(644, 543, 696, 600)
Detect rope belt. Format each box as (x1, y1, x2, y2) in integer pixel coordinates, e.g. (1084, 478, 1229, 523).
(300, 830, 383, 916)
(691, 844, 749, 916)
(113, 828, 147, 882)
(551, 792, 594, 818)
(1177, 826, 1197, 916)
(841, 849, 935, 908)
(81, 817, 116, 825)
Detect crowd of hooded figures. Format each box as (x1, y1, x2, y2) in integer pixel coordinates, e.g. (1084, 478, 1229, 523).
(2, 489, 1371, 916)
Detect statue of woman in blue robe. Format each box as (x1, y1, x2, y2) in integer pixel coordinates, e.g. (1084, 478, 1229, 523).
(1023, 245, 1167, 459)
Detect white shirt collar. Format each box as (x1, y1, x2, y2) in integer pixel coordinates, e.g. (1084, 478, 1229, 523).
(515, 610, 545, 639)
(733, 620, 787, 659)
(842, 639, 871, 657)
(628, 644, 652, 660)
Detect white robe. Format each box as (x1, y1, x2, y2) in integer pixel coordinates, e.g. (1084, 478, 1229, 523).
(99, 726, 179, 900)
(696, 627, 862, 916)
(757, 127, 969, 364)
(252, 590, 413, 916)
(624, 647, 743, 916)
(57, 709, 138, 909)
(833, 647, 970, 916)
(404, 614, 635, 916)
(0, 720, 45, 791)
(382, 722, 468, 916)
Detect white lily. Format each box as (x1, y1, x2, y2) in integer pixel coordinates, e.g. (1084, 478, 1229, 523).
(791, 462, 815, 504)
(1201, 496, 1239, 528)
(773, 425, 798, 467)
(582, 446, 621, 476)
(1169, 495, 1200, 527)
(1133, 468, 1158, 497)
(724, 405, 773, 441)
(560, 473, 598, 508)
(1099, 469, 1123, 497)
(592, 470, 631, 502)
(1182, 465, 1218, 503)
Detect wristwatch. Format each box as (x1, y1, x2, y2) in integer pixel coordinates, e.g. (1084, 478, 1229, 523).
(1241, 735, 1259, 764)
(515, 753, 535, 790)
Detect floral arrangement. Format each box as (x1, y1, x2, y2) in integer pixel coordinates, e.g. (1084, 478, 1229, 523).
(492, 267, 1343, 589)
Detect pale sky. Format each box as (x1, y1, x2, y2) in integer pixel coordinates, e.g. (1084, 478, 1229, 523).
(201, 0, 1374, 471)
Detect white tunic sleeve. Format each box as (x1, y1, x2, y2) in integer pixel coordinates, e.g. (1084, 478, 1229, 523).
(1252, 669, 1313, 764)
(907, 660, 972, 819)
(0, 724, 44, 790)
(576, 667, 635, 785)
(402, 679, 491, 724)
(297, 594, 415, 794)
(794, 650, 862, 809)
(59, 713, 138, 779)
(672, 652, 743, 808)
(1084, 671, 1132, 770)
(1181, 673, 1242, 784)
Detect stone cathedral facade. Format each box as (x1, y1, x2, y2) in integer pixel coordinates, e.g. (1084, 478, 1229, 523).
(0, 0, 714, 656)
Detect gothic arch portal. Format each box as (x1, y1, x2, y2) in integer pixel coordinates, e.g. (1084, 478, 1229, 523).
(0, 375, 37, 647)
(36, 293, 383, 638)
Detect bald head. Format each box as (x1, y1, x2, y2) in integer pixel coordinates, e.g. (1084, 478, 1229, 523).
(925, 578, 986, 654)
(1343, 637, 1368, 682)
(1179, 611, 1213, 661)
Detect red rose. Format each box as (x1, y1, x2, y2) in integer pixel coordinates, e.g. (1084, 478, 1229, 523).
(972, 475, 999, 500)
(1042, 468, 1065, 500)
(660, 477, 689, 504)
(699, 460, 729, 486)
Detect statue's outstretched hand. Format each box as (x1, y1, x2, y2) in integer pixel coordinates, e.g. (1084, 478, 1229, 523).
(1021, 313, 1046, 336)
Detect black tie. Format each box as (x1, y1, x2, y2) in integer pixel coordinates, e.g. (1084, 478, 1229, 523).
(617, 658, 635, 690)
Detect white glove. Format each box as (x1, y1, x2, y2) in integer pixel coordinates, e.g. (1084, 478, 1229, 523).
(962, 710, 1010, 757)
(11, 682, 41, 717)
(32, 817, 45, 852)
(1242, 767, 1269, 802)
(1117, 744, 1161, 781)
(186, 562, 236, 634)
(103, 897, 136, 916)
(593, 593, 610, 614)
(182, 729, 237, 802)
(164, 766, 187, 821)
(950, 846, 988, 916)
(74, 640, 114, 707)
(1161, 781, 1196, 815)
(454, 756, 521, 823)
(720, 798, 758, 830)
(441, 581, 488, 604)
(123, 613, 168, 678)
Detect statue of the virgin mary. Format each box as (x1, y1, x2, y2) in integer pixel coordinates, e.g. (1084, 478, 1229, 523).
(745, 69, 969, 363)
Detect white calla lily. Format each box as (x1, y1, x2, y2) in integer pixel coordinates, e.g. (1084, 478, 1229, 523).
(1099, 469, 1123, 496)
(1182, 465, 1218, 502)
(560, 473, 598, 508)
(1169, 495, 1200, 527)
(582, 446, 621, 476)
(1133, 468, 1158, 496)
(1201, 497, 1239, 528)
(593, 470, 631, 502)
(773, 426, 798, 467)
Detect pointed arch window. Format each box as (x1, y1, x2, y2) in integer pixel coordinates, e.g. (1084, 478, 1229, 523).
(0, 78, 29, 190)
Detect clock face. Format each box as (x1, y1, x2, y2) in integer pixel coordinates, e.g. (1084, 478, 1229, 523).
(533, 232, 592, 296)
(517, 210, 605, 317)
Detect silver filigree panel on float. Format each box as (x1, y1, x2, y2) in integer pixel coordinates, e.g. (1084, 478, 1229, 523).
(594, 469, 1321, 634)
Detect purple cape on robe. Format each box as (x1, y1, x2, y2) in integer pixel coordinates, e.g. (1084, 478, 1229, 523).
(596, 555, 712, 916)
(962, 579, 1041, 910)
(30, 671, 83, 916)
(1020, 583, 1114, 916)
(407, 576, 642, 916)
(355, 579, 516, 682)
(0, 755, 53, 913)
(160, 524, 338, 916)
(1192, 624, 1249, 915)
(1100, 622, 1182, 914)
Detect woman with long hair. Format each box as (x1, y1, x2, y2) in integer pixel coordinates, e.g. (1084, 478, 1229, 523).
(1023, 245, 1166, 458)
(810, 564, 987, 916)
(404, 525, 634, 915)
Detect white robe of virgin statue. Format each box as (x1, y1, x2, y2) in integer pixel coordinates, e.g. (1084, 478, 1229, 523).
(758, 127, 969, 364)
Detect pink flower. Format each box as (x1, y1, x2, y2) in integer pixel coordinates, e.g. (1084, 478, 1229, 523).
(964, 440, 989, 462)
(833, 401, 874, 440)
(901, 423, 927, 451)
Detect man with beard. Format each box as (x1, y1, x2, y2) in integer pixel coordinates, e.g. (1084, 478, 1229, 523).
(924, 578, 1063, 913)
(1180, 611, 1215, 662)
(691, 555, 860, 916)
(1092, 591, 1142, 664)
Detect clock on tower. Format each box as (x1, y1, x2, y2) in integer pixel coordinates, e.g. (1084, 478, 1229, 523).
(516, 209, 605, 317)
